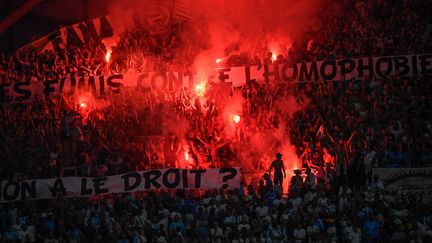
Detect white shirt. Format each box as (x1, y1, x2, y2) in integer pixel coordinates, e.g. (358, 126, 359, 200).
(105, 217, 116, 234)
(348, 228, 362, 243)
(262, 215, 272, 224)
(224, 215, 236, 225)
(270, 225, 283, 240)
(158, 217, 169, 231)
(326, 225, 337, 241)
(217, 204, 228, 213)
(135, 212, 147, 226)
(307, 224, 319, 237)
(281, 213, 289, 222)
(210, 227, 223, 238)
(11, 224, 21, 231)
(364, 150, 376, 166)
(338, 187, 352, 196)
(364, 191, 375, 203)
(156, 236, 167, 243)
(169, 211, 181, 219)
(184, 214, 194, 229)
(255, 206, 269, 217)
(293, 228, 306, 242)
(317, 197, 329, 207)
(43, 239, 59, 243)
(343, 225, 353, 239)
(304, 191, 317, 204)
(290, 197, 303, 209)
(160, 209, 170, 218)
(238, 224, 251, 231)
(18, 226, 36, 242)
(369, 181, 384, 190)
(273, 198, 286, 206)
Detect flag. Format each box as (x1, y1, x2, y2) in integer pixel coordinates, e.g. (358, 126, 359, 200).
(173, 0, 193, 20)
(134, 0, 192, 34)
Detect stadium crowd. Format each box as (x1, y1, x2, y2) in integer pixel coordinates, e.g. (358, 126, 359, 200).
(0, 0, 432, 242)
(1, 174, 432, 243)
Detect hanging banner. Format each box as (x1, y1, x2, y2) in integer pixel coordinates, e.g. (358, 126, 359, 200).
(20, 16, 114, 52)
(0, 168, 241, 202)
(0, 71, 194, 103)
(2, 54, 431, 103)
(20, 0, 193, 51)
(372, 167, 432, 204)
(217, 53, 432, 86)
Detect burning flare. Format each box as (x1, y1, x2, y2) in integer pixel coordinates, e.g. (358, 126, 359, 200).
(271, 52, 277, 62)
(184, 151, 189, 161)
(80, 102, 87, 108)
(232, 114, 241, 124)
(105, 50, 112, 63)
(215, 58, 223, 64)
(195, 82, 207, 96)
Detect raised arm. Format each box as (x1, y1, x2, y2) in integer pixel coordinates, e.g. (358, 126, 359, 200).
(347, 130, 356, 144)
(300, 146, 309, 159)
(312, 115, 322, 133)
(326, 129, 336, 144)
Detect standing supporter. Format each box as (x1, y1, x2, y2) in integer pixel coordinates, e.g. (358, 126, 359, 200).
(269, 153, 286, 192)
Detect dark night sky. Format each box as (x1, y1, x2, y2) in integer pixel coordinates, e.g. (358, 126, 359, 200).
(0, 0, 110, 52)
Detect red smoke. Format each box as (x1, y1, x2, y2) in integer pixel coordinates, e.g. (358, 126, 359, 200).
(102, 0, 324, 189)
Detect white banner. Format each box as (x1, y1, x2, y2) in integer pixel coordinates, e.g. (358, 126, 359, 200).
(217, 53, 432, 86)
(2, 54, 432, 103)
(0, 168, 241, 202)
(19, 16, 114, 52)
(1, 72, 194, 103)
(20, 0, 193, 52)
(372, 167, 432, 204)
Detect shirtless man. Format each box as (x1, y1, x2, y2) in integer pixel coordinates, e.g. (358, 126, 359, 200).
(269, 153, 286, 190)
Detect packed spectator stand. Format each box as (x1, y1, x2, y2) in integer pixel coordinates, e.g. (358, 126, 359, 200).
(0, 0, 432, 242)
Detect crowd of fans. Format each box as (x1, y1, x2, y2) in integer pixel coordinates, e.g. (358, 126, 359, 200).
(1, 174, 432, 242)
(110, 21, 207, 73)
(0, 0, 432, 242)
(290, 73, 432, 183)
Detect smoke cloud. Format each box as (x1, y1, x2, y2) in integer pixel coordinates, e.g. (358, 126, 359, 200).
(190, 0, 325, 79)
(104, 0, 324, 187)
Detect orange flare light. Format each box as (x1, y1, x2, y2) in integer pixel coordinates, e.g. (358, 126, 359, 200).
(80, 102, 87, 108)
(184, 151, 189, 161)
(216, 58, 223, 64)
